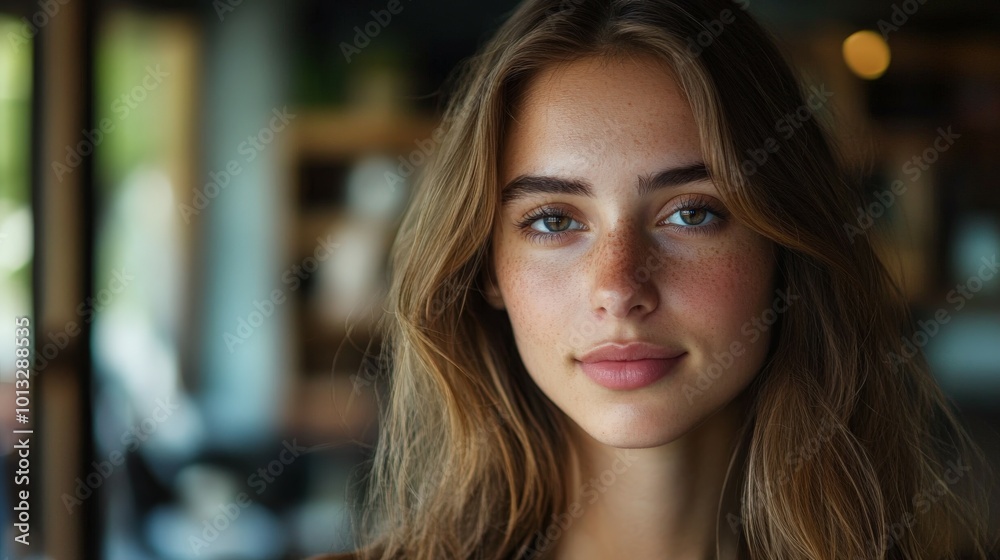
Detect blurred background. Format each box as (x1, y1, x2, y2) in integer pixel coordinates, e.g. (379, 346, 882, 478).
(0, 0, 998, 558)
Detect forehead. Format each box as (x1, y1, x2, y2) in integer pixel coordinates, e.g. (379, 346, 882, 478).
(502, 54, 702, 178)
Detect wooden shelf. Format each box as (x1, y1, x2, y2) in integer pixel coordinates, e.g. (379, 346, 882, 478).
(280, 107, 438, 436)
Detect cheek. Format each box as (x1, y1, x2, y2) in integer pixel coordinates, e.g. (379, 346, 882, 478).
(494, 249, 579, 354)
(492, 229, 776, 372)
(667, 238, 776, 344)
(667, 236, 777, 406)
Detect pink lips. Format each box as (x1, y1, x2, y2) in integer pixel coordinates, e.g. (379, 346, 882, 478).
(576, 342, 686, 390)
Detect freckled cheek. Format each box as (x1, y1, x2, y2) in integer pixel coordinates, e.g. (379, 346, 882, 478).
(666, 245, 774, 345)
(494, 245, 582, 361)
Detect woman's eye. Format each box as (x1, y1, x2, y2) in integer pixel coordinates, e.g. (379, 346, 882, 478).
(528, 213, 583, 233)
(665, 206, 718, 227)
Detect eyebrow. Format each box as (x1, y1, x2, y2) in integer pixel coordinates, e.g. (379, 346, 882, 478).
(500, 162, 711, 206)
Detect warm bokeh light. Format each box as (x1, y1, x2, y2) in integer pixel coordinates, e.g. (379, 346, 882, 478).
(843, 30, 891, 79)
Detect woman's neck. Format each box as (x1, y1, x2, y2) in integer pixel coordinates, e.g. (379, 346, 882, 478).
(541, 392, 750, 560)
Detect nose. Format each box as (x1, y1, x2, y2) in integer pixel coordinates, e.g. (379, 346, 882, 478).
(589, 220, 661, 319)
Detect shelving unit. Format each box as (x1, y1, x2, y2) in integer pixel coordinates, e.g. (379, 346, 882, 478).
(785, 29, 1000, 307)
(280, 107, 439, 442)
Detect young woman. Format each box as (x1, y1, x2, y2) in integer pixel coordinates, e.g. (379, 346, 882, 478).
(313, 0, 994, 558)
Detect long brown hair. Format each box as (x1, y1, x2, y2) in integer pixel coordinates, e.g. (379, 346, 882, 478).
(343, 1, 994, 558)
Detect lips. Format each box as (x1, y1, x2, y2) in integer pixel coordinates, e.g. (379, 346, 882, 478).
(576, 341, 686, 390)
(577, 341, 685, 363)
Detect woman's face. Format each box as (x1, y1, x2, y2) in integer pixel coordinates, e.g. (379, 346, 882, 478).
(488, 54, 778, 448)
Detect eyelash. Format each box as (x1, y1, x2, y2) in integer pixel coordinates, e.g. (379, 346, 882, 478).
(513, 196, 728, 244)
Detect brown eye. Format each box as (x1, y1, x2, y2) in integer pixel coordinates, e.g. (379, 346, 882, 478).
(665, 205, 719, 228)
(678, 208, 707, 225)
(515, 207, 586, 244)
(540, 215, 574, 232)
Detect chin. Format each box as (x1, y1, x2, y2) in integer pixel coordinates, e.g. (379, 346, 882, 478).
(569, 399, 705, 449)
(563, 374, 753, 451)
